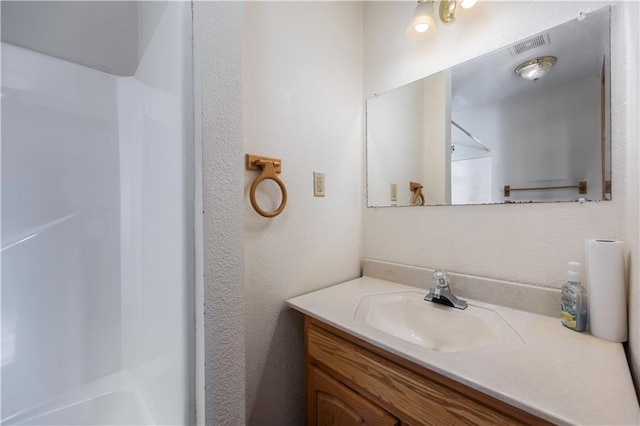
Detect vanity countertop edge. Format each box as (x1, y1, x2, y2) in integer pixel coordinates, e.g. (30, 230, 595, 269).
(287, 276, 640, 426)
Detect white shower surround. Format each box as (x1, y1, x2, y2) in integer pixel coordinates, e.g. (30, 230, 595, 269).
(1, 2, 194, 424)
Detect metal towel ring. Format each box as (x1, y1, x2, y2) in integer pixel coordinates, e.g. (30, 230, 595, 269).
(246, 155, 287, 218)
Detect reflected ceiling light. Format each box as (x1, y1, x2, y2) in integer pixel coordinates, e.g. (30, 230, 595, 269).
(514, 56, 557, 80)
(407, 0, 436, 39)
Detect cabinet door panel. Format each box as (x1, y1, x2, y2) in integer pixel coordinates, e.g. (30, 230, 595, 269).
(308, 323, 529, 426)
(310, 366, 398, 426)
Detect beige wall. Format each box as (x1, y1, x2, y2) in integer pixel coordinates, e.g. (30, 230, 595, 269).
(363, 1, 639, 392)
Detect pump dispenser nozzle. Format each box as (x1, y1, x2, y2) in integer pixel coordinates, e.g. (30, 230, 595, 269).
(568, 261, 581, 283)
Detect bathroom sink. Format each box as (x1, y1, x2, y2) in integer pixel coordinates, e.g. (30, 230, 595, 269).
(354, 292, 522, 353)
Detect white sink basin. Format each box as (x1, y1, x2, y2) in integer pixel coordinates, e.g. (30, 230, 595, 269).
(354, 292, 522, 353)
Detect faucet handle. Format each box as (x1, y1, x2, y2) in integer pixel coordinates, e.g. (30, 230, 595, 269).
(433, 269, 449, 288)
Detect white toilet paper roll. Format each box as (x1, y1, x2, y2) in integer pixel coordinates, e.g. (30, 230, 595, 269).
(585, 239, 627, 342)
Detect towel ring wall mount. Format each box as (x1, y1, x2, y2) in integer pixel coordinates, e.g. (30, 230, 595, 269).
(245, 154, 288, 218)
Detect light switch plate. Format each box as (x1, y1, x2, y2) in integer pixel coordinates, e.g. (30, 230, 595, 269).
(314, 172, 325, 197)
(390, 183, 397, 201)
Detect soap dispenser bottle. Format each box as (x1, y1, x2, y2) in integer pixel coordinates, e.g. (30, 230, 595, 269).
(561, 261, 587, 331)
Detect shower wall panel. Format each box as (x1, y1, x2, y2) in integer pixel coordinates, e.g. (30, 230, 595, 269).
(1, 43, 121, 418)
(1, 3, 193, 424)
(118, 4, 193, 424)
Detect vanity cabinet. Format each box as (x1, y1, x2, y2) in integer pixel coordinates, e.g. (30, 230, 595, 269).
(305, 316, 550, 426)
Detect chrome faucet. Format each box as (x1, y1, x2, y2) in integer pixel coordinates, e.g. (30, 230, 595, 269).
(424, 270, 468, 310)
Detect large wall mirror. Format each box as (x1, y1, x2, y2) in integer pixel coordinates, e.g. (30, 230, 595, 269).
(366, 7, 611, 207)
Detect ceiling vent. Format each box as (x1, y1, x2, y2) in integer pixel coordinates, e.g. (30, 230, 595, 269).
(509, 34, 550, 56)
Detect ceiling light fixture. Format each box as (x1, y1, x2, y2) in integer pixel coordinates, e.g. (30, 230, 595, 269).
(407, 0, 436, 38)
(514, 56, 557, 81)
(439, 0, 458, 24)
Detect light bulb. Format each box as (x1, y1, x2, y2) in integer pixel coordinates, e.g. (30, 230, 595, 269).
(406, 1, 436, 39)
(520, 66, 547, 80)
(415, 23, 430, 33)
(460, 0, 478, 9)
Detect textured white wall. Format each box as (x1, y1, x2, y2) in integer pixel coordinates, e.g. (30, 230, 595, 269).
(243, 2, 363, 424)
(363, 0, 639, 392)
(194, 2, 246, 425)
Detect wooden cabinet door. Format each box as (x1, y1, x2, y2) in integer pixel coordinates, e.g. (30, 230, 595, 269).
(309, 366, 398, 426)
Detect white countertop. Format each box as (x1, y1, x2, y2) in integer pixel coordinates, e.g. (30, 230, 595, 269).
(287, 276, 640, 426)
